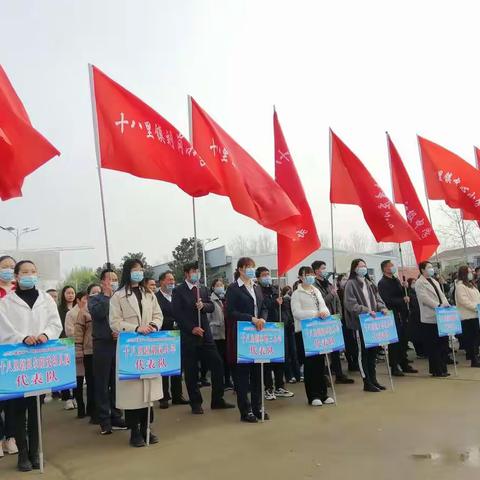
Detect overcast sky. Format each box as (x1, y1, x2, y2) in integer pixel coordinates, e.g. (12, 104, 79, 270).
(1, 0, 479, 275)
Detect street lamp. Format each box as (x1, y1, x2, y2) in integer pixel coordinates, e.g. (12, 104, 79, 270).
(201, 237, 219, 287)
(0, 226, 39, 251)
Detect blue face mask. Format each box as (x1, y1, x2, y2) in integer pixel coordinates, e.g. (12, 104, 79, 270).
(214, 287, 225, 297)
(356, 267, 368, 277)
(189, 272, 200, 283)
(390, 266, 397, 275)
(425, 267, 435, 278)
(19, 275, 38, 289)
(320, 270, 329, 279)
(260, 276, 272, 287)
(304, 275, 315, 285)
(245, 268, 256, 279)
(111, 282, 119, 292)
(166, 283, 175, 292)
(130, 271, 144, 283)
(0, 268, 14, 282)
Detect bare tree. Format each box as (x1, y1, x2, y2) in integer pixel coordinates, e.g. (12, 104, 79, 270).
(228, 235, 250, 256)
(336, 232, 379, 253)
(228, 233, 276, 256)
(436, 205, 480, 249)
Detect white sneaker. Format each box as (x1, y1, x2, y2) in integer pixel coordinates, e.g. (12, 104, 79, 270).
(0, 444, 4, 457)
(288, 377, 297, 384)
(64, 399, 76, 410)
(3, 437, 17, 454)
(264, 389, 276, 401)
(323, 397, 335, 405)
(311, 399, 323, 406)
(72, 399, 77, 408)
(44, 394, 53, 404)
(275, 387, 294, 398)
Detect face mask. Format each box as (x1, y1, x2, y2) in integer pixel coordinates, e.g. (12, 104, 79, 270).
(19, 275, 38, 289)
(305, 275, 315, 285)
(468, 272, 474, 281)
(166, 283, 175, 292)
(0, 268, 14, 282)
(320, 270, 329, 279)
(214, 287, 225, 297)
(189, 272, 200, 283)
(390, 266, 397, 275)
(260, 276, 272, 286)
(356, 267, 368, 277)
(130, 271, 144, 283)
(425, 267, 435, 278)
(245, 268, 256, 279)
(111, 282, 119, 292)
(89, 292, 99, 297)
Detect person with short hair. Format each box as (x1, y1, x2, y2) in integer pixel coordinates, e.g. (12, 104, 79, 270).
(415, 261, 450, 377)
(455, 265, 480, 367)
(172, 261, 234, 415)
(0, 260, 62, 472)
(46, 289, 58, 303)
(280, 285, 301, 383)
(144, 278, 157, 294)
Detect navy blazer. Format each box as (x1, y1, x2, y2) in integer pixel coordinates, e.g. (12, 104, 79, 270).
(155, 291, 176, 331)
(172, 282, 215, 345)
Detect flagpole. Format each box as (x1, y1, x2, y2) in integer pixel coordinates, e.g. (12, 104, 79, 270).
(329, 129, 336, 276)
(88, 64, 112, 267)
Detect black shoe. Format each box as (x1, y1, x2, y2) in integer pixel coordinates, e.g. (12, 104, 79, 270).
(77, 407, 86, 418)
(191, 405, 204, 415)
(447, 357, 456, 365)
(159, 399, 169, 409)
(89, 417, 100, 425)
(335, 375, 355, 384)
(253, 411, 270, 421)
(432, 372, 449, 377)
(17, 451, 32, 472)
(402, 365, 418, 373)
(172, 396, 190, 405)
(363, 382, 381, 392)
(211, 400, 235, 410)
(29, 452, 40, 470)
(100, 425, 113, 435)
(373, 382, 386, 390)
(240, 412, 258, 423)
(129, 426, 146, 448)
(111, 419, 128, 430)
(77, 413, 86, 419)
(142, 429, 159, 445)
(391, 368, 405, 377)
(224, 382, 234, 391)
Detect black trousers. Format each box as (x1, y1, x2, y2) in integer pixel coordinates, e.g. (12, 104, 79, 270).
(0, 400, 16, 440)
(388, 312, 409, 370)
(264, 363, 285, 390)
(93, 340, 122, 428)
(421, 323, 448, 375)
(74, 354, 95, 417)
(284, 328, 301, 380)
(343, 325, 359, 369)
(182, 341, 224, 407)
(13, 397, 40, 454)
(60, 389, 72, 401)
(295, 332, 327, 403)
(330, 351, 345, 377)
(232, 364, 262, 416)
(354, 329, 380, 385)
(161, 375, 183, 401)
(214, 339, 232, 386)
(124, 408, 153, 430)
(461, 318, 480, 364)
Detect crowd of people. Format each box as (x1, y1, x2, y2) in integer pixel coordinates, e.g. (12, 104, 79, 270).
(1, 252, 480, 472)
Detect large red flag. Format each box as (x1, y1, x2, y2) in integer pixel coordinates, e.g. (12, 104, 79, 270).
(330, 130, 419, 243)
(0, 65, 60, 201)
(462, 147, 480, 222)
(274, 110, 320, 274)
(388, 134, 439, 262)
(190, 97, 299, 238)
(90, 65, 220, 197)
(418, 136, 480, 219)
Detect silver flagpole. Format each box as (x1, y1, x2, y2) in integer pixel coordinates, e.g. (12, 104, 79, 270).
(260, 362, 265, 422)
(329, 129, 336, 277)
(383, 345, 395, 391)
(325, 353, 337, 405)
(88, 64, 111, 267)
(36, 395, 44, 473)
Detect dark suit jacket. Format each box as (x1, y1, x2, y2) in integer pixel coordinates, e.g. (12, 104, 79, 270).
(225, 280, 268, 365)
(155, 291, 176, 331)
(172, 282, 215, 345)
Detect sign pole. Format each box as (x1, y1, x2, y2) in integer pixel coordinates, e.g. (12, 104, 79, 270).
(450, 335, 458, 376)
(260, 362, 265, 423)
(325, 353, 337, 405)
(36, 395, 44, 473)
(383, 345, 395, 391)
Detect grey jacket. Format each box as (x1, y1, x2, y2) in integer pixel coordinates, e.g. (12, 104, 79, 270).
(344, 276, 386, 330)
(207, 293, 225, 340)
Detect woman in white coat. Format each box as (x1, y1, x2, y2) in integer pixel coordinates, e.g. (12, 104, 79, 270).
(291, 266, 334, 406)
(109, 259, 163, 448)
(455, 265, 480, 367)
(0, 260, 62, 472)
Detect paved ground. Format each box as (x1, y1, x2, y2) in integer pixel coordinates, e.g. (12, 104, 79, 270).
(2, 351, 480, 479)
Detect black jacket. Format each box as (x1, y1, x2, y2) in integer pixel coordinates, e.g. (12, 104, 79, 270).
(377, 275, 408, 317)
(259, 285, 280, 322)
(89, 293, 114, 342)
(314, 277, 342, 316)
(172, 282, 215, 345)
(155, 290, 176, 330)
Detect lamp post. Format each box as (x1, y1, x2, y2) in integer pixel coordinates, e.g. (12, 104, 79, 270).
(201, 237, 219, 287)
(0, 226, 39, 251)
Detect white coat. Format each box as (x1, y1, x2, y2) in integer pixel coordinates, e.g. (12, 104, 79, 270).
(0, 290, 62, 344)
(415, 275, 449, 324)
(291, 284, 330, 333)
(109, 287, 164, 410)
(454, 281, 480, 320)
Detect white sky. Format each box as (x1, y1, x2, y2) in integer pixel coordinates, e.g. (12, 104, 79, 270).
(1, 0, 479, 275)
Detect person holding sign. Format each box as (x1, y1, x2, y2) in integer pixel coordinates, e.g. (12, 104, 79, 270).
(109, 259, 163, 447)
(0, 260, 62, 472)
(415, 261, 450, 377)
(225, 257, 269, 422)
(344, 259, 389, 393)
(291, 266, 335, 406)
(454, 266, 480, 368)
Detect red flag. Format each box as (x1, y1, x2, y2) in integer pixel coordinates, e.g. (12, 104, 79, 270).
(462, 147, 480, 222)
(418, 136, 480, 219)
(330, 130, 419, 243)
(274, 110, 320, 274)
(190, 97, 299, 238)
(388, 134, 439, 262)
(0, 66, 60, 201)
(90, 66, 220, 197)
